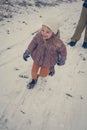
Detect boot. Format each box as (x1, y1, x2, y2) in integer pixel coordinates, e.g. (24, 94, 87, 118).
(27, 79, 37, 89)
(68, 41, 77, 47)
(82, 42, 87, 49)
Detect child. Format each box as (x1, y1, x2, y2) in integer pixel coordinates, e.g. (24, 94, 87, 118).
(23, 19, 67, 89)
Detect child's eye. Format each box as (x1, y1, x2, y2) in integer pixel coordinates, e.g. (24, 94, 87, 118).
(46, 31, 50, 34)
(41, 29, 44, 32)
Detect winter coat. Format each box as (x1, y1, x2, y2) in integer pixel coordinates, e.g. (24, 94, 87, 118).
(27, 32, 67, 67)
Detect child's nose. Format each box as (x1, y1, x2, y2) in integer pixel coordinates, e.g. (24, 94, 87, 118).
(43, 32, 47, 36)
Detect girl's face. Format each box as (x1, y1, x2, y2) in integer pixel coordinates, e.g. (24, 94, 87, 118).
(41, 25, 53, 40)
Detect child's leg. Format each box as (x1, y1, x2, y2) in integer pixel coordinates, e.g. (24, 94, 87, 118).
(39, 67, 50, 77)
(31, 62, 39, 79)
(28, 65, 50, 89)
(27, 63, 39, 89)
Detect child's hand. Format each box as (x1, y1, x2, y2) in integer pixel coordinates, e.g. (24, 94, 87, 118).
(57, 59, 65, 66)
(23, 50, 30, 61)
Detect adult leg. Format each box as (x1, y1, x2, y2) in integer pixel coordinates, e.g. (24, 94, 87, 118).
(82, 25, 87, 48)
(84, 25, 87, 42)
(71, 7, 87, 42)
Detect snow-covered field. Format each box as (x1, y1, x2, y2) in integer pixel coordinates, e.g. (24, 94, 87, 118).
(0, 0, 87, 130)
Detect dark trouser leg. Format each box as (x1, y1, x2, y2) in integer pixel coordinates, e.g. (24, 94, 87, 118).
(71, 7, 87, 42)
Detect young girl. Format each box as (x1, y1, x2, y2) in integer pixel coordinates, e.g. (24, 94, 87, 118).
(23, 19, 67, 89)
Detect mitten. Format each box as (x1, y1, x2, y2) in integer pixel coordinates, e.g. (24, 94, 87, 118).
(23, 50, 30, 61)
(49, 66, 55, 76)
(57, 58, 65, 66)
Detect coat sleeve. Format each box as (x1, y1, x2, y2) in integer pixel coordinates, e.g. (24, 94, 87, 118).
(58, 42, 67, 63)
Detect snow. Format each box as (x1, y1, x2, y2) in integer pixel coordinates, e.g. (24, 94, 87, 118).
(0, 0, 87, 130)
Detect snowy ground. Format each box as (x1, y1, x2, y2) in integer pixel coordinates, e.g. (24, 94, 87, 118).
(0, 1, 87, 130)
